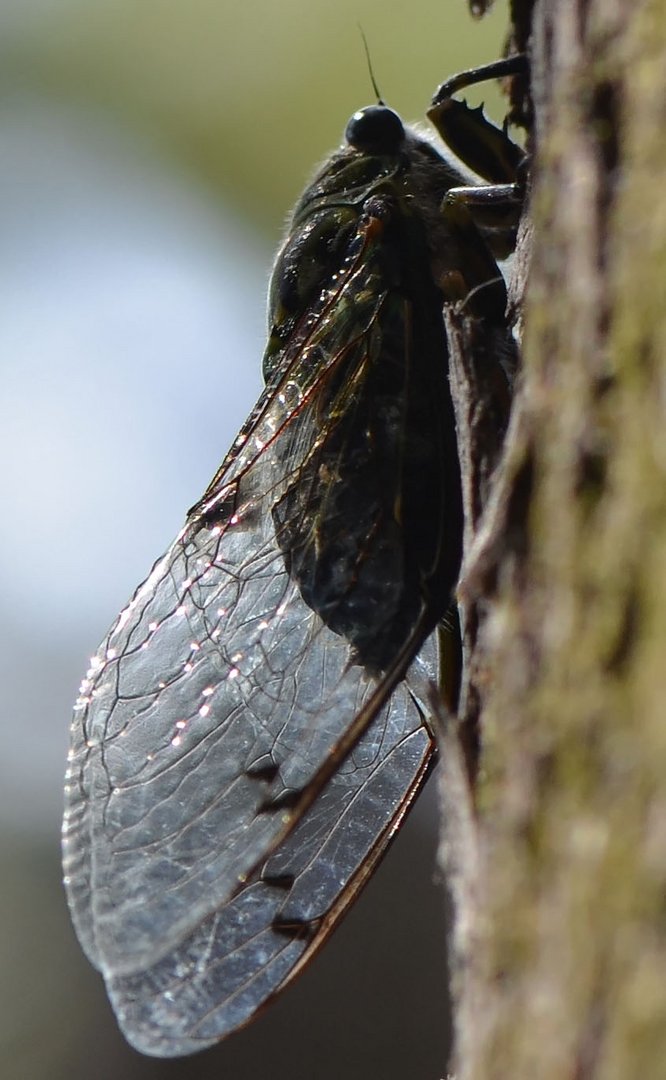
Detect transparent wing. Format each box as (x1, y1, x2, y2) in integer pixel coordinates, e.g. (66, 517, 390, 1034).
(62, 173, 461, 1056)
(62, 243, 436, 995)
(104, 660, 435, 1056)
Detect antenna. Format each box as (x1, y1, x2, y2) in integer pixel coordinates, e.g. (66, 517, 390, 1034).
(357, 25, 384, 104)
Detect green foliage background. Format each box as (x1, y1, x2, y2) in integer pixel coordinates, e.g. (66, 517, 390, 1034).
(1, 3, 507, 1079)
(1, 0, 506, 234)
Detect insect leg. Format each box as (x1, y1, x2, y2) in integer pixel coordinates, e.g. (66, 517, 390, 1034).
(430, 53, 528, 185)
(429, 54, 528, 266)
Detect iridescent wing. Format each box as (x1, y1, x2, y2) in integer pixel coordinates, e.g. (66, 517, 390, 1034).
(102, 658, 436, 1055)
(64, 107, 464, 1058)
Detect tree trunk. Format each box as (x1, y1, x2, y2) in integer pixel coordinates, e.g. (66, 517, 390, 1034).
(442, 1, 666, 1077)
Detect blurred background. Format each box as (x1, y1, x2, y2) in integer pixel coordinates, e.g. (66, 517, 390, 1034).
(0, 1, 506, 1077)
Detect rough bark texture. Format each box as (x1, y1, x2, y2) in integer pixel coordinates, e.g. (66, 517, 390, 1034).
(441, 1, 666, 1077)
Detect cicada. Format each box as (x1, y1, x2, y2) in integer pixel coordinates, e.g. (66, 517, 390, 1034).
(63, 57, 525, 1058)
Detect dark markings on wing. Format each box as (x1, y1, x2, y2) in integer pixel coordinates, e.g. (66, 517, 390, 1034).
(102, 689, 435, 1055)
(63, 103, 468, 1058)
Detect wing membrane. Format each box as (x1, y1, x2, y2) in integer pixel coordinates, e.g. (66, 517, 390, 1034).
(63, 114, 464, 1058)
(103, 672, 434, 1055)
(63, 234, 436, 982)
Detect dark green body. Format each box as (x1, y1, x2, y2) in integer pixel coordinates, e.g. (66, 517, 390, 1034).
(264, 128, 469, 670)
(63, 67, 523, 1058)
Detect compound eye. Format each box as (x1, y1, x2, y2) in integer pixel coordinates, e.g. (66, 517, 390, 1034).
(345, 105, 405, 154)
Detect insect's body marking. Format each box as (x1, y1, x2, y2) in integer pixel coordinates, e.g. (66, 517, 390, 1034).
(63, 67, 523, 1057)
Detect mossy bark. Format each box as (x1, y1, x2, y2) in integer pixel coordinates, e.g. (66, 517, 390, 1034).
(444, 2, 666, 1077)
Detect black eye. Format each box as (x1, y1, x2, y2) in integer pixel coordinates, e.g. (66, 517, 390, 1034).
(345, 105, 405, 154)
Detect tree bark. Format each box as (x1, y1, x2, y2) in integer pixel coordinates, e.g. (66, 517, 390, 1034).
(442, 1, 666, 1077)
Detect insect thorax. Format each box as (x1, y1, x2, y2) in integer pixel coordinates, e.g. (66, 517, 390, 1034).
(265, 130, 465, 670)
